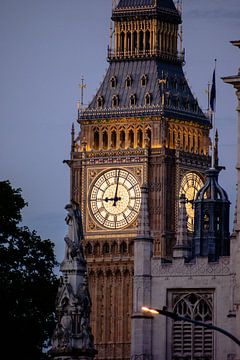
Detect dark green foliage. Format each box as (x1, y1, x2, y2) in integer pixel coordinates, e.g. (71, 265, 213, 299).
(0, 181, 59, 360)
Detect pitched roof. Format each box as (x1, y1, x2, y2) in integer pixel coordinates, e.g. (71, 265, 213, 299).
(113, 0, 181, 24)
(79, 59, 209, 125)
(117, 0, 177, 12)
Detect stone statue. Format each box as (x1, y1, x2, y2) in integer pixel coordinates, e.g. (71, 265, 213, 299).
(64, 200, 84, 261)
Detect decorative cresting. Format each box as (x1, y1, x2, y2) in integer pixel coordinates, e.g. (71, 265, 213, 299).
(172, 292, 213, 360)
(173, 194, 191, 258)
(193, 167, 230, 261)
(50, 201, 97, 360)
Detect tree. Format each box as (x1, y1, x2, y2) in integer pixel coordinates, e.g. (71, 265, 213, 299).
(0, 180, 59, 360)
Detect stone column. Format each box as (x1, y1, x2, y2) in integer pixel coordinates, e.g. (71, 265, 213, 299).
(131, 187, 153, 360)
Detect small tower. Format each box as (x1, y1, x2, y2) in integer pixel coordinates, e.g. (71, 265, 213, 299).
(193, 165, 230, 261)
(50, 201, 97, 360)
(173, 194, 191, 259)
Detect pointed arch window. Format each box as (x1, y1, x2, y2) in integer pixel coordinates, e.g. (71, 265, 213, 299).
(103, 242, 110, 254)
(130, 94, 136, 107)
(112, 95, 119, 108)
(103, 130, 108, 150)
(139, 31, 144, 52)
(146, 30, 150, 51)
(93, 130, 99, 150)
(120, 130, 125, 148)
(145, 92, 152, 106)
(125, 75, 132, 88)
(128, 129, 134, 148)
(172, 292, 213, 359)
(137, 128, 143, 147)
(120, 32, 125, 53)
(111, 130, 117, 149)
(120, 241, 127, 254)
(146, 128, 152, 148)
(97, 96, 104, 109)
(141, 74, 148, 87)
(110, 76, 117, 88)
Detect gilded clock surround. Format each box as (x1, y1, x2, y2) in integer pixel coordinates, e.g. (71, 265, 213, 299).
(89, 168, 142, 230)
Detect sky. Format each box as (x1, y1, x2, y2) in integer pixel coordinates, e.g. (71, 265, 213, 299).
(0, 0, 239, 262)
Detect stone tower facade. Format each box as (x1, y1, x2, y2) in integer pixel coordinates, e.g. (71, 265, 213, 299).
(68, 1, 212, 358)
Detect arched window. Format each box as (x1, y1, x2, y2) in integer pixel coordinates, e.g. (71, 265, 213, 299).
(111, 130, 117, 149)
(110, 76, 117, 88)
(146, 128, 152, 148)
(120, 32, 125, 53)
(85, 242, 93, 255)
(145, 93, 151, 106)
(139, 31, 144, 52)
(93, 130, 99, 150)
(133, 31, 137, 52)
(137, 129, 143, 147)
(127, 32, 131, 53)
(97, 96, 104, 108)
(172, 292, 213, 359)
(94, 243, 100, 256)
(112, 95, 119, 108)
(120, 130, 125, 148)
(111, 242, 118, 255)
(141, 74, 148, 86)
(103, 131, 108, 150)
(128, 129, 134, 148)
(125, 75, 132, 88)
(146, 30, 150, 51)
(120, 241, 127, 254)
(103, 242, 110, 254)
(203, 212, 210, 230)
(130, 94, 136, 107)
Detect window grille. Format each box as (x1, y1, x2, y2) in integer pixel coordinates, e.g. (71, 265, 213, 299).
(171, 292, 213, 360)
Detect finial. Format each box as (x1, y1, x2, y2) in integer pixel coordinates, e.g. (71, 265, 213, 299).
(214, 129, 219, 168)
(71, 123, 75, 153)
(159, 71, 167, 110)
(79, 76, 87, 108)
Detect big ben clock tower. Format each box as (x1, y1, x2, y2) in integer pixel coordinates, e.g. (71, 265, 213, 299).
(68, 1, 211, 359)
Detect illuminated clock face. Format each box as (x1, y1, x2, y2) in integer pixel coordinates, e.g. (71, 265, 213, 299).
(179, 172, 204, 232)
(89, 169, 141, 229)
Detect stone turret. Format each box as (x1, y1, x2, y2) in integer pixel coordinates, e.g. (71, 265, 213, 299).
(49, 201, 97, 360)
(193, 166, 230, 261)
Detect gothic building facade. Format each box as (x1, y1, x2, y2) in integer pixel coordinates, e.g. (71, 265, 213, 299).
(65, 1, 239, 359)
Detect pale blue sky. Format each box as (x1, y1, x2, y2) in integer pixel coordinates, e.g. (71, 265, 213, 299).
(0, 0, 239, 261)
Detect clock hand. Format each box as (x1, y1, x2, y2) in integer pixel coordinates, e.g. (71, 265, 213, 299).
(113, 170, 120, 207)
(104, 196, 121, 203)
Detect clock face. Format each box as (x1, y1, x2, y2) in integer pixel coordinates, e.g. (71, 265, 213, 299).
(179, 172, 204, 232)
(89, 169, 141, 229)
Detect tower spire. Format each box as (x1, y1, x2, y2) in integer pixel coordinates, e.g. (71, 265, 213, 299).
(173, 194, 191, 258)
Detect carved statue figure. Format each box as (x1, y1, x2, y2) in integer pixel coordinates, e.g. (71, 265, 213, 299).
(64, 200, 84, 260)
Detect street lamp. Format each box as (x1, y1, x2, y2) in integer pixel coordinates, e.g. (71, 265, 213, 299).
(142, 306, 240, 347)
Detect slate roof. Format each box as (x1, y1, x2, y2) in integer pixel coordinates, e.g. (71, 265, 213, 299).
(79, 59, 209, 125)
(113, 0, 181, 24)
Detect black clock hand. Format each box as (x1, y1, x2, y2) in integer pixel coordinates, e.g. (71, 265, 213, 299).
(113, 170, 120, 206)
